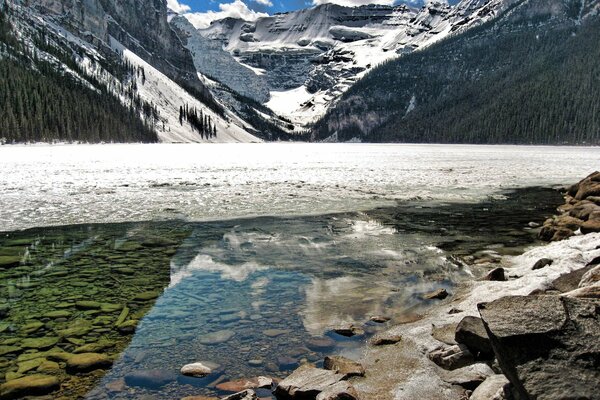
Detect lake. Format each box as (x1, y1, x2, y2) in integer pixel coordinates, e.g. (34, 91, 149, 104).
(0, 143, 597, 399)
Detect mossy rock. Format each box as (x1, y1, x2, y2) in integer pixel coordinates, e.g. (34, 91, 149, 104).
(100, 303, 122, 313)
(0, 256, 21, 268)
(116, 320, 138, 334)
(133, 291, 160, 301)
(21, 321, 44, 334)
(1, 339, 20, 346)
(66, 353, 112, 373)
(75, 301, 102, 310)
(37, 360, 60, 372)
(66, 338, 86, 346)
(0, 374, 60, 399)
(21, 337, 59, 350)
(0, 346, 22, 357)
(43, 310, 72, 319)
(46, 350, 73, 362)
(92, 316, 114, 326)
(3, 372, 23, 382)
(17, 358, 45, 374)
(55, 302, 74, 309)
(17, 351, 46, 362)
(73, 340, 114, 354)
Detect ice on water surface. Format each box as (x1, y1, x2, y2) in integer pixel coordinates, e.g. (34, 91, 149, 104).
(0, 143, 597, 231)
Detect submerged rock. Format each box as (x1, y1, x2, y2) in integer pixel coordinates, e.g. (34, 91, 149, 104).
(66, 352, 113, 373)
(332, 324, 364, 337)
(181, 362, 212, 377)
(306, 337, 335, 352)
(124, 369, 177, 389)
(21, 337, 59, 350)
(478, 295, 600, 399)
(199, 330, 235, 345)
(323, 356, 365, 377)
(0, 374, 60, 399)
(263, 329, 291, 338)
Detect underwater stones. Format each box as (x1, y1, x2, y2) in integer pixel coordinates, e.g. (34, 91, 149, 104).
(199, 330, 235, 345)
(56, 320, 92, 337)
(75, 301, 102, 310)
(0, 256, 21, 268)
(73, 340, 114, 354)
(0, 374, 60, 399)
(21, 321, 44, 334)
(306, 337, 335, 352)
(332, 324, 364, 337)
(323, 356, 365, 378)
(116, 319, 138, 334)
(17, 357, 45, 374)
(100, 303, 123, 313)
(43, 310, 72, 319)
(124, 369, 177, 389)
(0, 346, 22, 357)
(277, 356, 299, 370)
(180, 362, 212, 377)
(37, 360, 60, 372)
(21, 337, 59, 350)
(67, 353, 112, 373)
(134, 291, 160, 301)
(423, 288, 449, 300)
(262, 329, 290, 338)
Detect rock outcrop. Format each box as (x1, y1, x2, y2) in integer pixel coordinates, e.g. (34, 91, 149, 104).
(478, 295, 600, 400)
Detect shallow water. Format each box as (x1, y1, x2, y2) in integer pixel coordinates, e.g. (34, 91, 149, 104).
(0, 188, 562, 399)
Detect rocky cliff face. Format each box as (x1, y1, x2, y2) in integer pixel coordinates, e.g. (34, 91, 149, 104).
(34, 0, 203, 91)
(193, 0, 511, 126)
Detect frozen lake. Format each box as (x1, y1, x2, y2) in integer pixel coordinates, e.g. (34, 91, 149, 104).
(0, 143, 598, 231)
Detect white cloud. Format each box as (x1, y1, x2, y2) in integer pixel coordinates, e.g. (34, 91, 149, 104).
(184, 0, 269, 29)
(255, 0, 274, 5)
(312, 0, 395, 6)
(167, 0, 191, 13)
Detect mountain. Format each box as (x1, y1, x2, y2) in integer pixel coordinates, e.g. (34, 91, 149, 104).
(312, 0, 600, 144)
(0, 0, 260, 143)
(191, 0, 513, 127)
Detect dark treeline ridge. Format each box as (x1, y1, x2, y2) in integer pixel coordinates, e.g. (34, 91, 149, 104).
(179, 104, 217, 139)
(312, 0, 600, 145)
(0, 4, 158, 143)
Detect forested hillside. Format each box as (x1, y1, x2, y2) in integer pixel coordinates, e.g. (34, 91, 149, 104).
(312, 0, 600, 144)
(0, 5, 158, 143)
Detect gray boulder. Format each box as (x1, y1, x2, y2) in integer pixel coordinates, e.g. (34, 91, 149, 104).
(478, 295, 600, 400)
(454, 316, 493, 359)
(469, 374, 509, 400)
(428, 344, 475, 370)
(274, 365, 344, 399)
(323, 356, 365, 378)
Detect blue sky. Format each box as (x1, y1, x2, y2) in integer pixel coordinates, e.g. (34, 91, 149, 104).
(167, 0, 410, 29)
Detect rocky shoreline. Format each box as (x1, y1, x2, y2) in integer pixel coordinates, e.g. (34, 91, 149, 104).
(188, 173, 600, 400)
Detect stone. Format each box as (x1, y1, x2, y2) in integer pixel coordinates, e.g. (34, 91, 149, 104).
(277, 356, 299, 370)
(56, 320, 92, 337)
(199, 330, 235, 345)
(439, 363, 495, 391)
(369, 315, 390, 323)
(274, 365, 344, 399)
(105, 378, 127, 393)
(0, 346, 22, 357)
(428, 344, 475, 370)
(116, 319, 138, 334)
(332, 324, 364, 337)
(469, 374, 509, 400)
(181, 362, 212, 377)
(532, 258, 553, 270)
(124, 369, 177, 389)
(75, 300, 103, 310)
(483, 267, 506, 281)
(315, 381, 359, 400)
(67, 352, 112, 373)
(221, 389, 257, 400)
(431, 323, 458, 345)
(423, 288, 449, 300)
(549, 264, 595, 292)
(262, 329, 290, 338)
(581, 219, 600, 233)
(17, 358, 45, 374)
(306, 337, 335, 352)
(579, 265, 600, 287)
(21, 337, 59, 350)
(134, 291, 160, 301)
(0, 256, 21, 268)
(323, 356, 365, 377)
(73, 340, 114, 354)
(563, 285, 600, 298)
(454, 316, 493, 359)
(37, 360, 60, 372)
(21, 321, 44, 334)
(216, 377, 263, 392)
(478, 295, 600, 399)
(572, 171, 600, 200)
(43, 310, 72, 319)
(369, 333, 402, 346)
(0, 374, 60, 399)
(181, 397, 218, 400)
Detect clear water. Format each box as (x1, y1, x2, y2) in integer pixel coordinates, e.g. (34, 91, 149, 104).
(0, 187, 562, 399)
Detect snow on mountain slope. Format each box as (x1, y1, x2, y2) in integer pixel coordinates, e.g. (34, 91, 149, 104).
(191, 0, 513, 127)
(110, 38, 261, 143)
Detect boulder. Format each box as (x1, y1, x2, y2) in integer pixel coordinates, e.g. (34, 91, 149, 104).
(483, 267, 506, 281)
(439, 363, 495, 390)
(274, 365, 344, 399)
(124, 369, 177, 389)
(469, 374, 509, 400)
(549, 264, 595, 292)
(478, 295, 600, 400)
(66, 353, 112, 373)
(323, 356, 365, 377)
(0, 374, 60, 399)
(531, 258, 553, 270)
(181, 362, 212, 377)
(423, 288, 449, 300)
(563, 285, 600, 298)
(454, 316, 493, 359)
(581, 219, 600, 233)
(428, 344, 475, 370)
(568, 201, 600, 220)
(579, 265, 600, 287)
(369, 333, 401, 346)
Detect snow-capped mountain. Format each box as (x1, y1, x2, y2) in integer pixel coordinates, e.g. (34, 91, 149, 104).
(187, 0, 514, 127)
(2, 0, 261, 143)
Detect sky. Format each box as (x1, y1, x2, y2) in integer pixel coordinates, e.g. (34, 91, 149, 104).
(167, 0, 406, 29)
